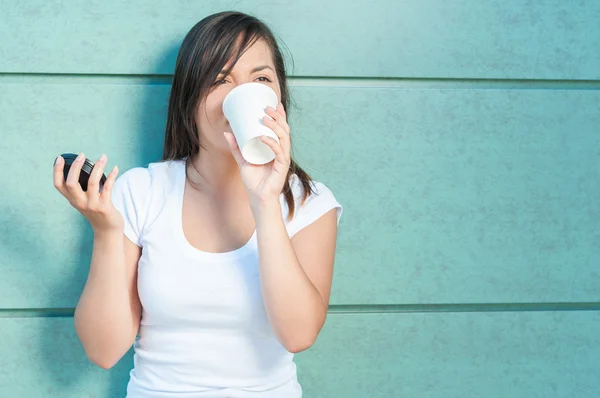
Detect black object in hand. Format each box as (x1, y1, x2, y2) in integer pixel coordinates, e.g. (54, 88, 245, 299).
(60, 153, 107, 192)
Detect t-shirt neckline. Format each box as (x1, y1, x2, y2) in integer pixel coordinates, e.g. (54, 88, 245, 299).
(174, 160, 257, 261)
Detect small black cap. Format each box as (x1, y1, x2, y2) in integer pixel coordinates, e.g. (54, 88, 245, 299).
(59, 153, 107, 192)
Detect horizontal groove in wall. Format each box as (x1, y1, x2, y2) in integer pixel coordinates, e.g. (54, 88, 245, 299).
(328, 302, 600, 314)
(0, 72, 599, 90)
(0, 308, 75, 318)
(1, 302, 599, 318)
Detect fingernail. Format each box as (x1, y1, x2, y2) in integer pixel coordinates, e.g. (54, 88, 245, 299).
(54, 156, 62, 166)
(76, 152, 84, 161)
(98, 154, 107, 163)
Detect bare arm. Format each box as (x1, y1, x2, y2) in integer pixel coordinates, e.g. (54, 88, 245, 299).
(74, 232, 141, 369)
(224, 103, 339, 353)
(53, 153, 141, 369)
(254, 201, 338, 353)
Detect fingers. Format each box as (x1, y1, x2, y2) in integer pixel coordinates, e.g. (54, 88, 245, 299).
(100, 165, 119, 203)
(86, 155, 114, 211)
(260, 136, 288, 169)
(223, 132, 246, 167)
(64, 152, 87, 207)
(264, 104, 290, 134)
(53, 152, 121, 227)
(86, 154, 107, 209)
(277, 102, 286, 118)
(53, 156, 69, 197)
(264, 105, 290, 156)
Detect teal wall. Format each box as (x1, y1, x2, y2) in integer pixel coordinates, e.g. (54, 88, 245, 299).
(1, 1, 599, 397)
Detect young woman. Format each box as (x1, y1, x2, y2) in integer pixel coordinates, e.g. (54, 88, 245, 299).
(53, 11, 342, 398)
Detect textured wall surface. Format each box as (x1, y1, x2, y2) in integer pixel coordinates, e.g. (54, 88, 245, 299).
(1, 1, 599, 397)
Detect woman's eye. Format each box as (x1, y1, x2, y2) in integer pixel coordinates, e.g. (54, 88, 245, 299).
(256, 76, 272, 82)
(213, 79, 228, 86)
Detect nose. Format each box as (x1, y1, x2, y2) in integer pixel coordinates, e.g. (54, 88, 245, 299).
(221, 80, 247, 102)
(222, 78, 254, 105)
(232, 78, 252, 89)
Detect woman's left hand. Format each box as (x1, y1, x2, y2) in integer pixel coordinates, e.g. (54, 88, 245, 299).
(224, 102, 291, 210)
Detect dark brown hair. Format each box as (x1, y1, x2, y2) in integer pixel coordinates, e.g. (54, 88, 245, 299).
(162, 11, 314, 219)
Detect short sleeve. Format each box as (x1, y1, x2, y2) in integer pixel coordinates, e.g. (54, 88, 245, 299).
(285, 178, 343, 238)
(111, 167, 151, 247)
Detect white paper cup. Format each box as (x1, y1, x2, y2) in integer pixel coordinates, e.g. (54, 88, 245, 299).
(222, 82, 279, 165)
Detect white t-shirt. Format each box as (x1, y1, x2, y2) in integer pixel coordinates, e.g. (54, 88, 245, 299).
(111, 159, 343, 398)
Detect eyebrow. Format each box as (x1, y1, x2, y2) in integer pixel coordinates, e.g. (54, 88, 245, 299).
(218, 65, 274, 76)
(250, 65, 274, 73)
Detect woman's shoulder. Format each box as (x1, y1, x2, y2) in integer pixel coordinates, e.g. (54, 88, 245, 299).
(116, 159, 184, 191)
(112, 159, 184, 213)
(112, 159, 185, 244)
(287, 173, 336, 202)
(283, 174, 343, 238)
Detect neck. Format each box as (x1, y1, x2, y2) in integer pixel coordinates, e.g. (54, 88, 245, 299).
(187, 147, 243, 194)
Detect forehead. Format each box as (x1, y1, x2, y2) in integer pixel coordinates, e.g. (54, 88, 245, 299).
(228, 38, 274, 70)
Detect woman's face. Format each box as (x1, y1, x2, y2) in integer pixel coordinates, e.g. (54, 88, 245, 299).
(196, 38, 281, 155)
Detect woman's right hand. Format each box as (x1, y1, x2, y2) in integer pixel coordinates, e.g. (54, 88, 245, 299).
(53, 153, 124, 232)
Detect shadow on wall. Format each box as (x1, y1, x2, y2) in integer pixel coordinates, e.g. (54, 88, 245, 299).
(135, 44, 178, 169)
(26, 43, 177, 396)
(0, 202, 135, 395)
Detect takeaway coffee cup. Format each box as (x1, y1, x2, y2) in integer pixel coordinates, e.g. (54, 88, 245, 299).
(222, 82, 279, 165)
